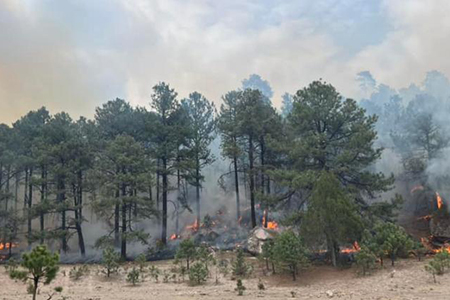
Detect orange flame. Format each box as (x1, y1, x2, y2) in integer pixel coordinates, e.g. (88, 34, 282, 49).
(267, 221, 278, 230)
(170, 234, 178, 240)
(436, 192, 443, 210)
(186, 219, 199, 232)
(340, 241, 361, 254)
(0, 243, 18, 250)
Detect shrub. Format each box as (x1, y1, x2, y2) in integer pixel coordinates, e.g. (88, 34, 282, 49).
(126, 267, 141, 286)
(176, 239, 197, 270)
(272, 230, 309, 281)
(135, 253, 147, 272)
(355, 246, 377, 276)
(189, 262, 208, 285)
(257, 278, 265, 290)
(232, 249, 251, 278)
(9, 245, 59, 300)
(235, 279, 246, 296)
(69, 265, 90, 281)
(149, 265, 161, 282)
(413, 242, 427, 261)
(102, 247, 120, 278)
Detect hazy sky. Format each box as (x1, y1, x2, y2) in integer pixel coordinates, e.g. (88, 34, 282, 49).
(1, 0, 449, 124)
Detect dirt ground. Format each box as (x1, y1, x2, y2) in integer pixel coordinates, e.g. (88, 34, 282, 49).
(0, 257, 448, 300)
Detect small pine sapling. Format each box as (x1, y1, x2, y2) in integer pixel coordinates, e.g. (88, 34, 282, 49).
(257, 278, 265, 290)
(135, 253, 147, 272)
(355, 247, 377, 276)
(69, 265, 90, 281)
(9, 245, 59, 300)
(189, 262, 208, 285)
(102, 247, 120, 278)
(176, 239, 197, 270)
(235, 279, 246, 296)
(149, 265, 161, 282)
(232, 249, 250, 277)
(126, 267, 141, 286)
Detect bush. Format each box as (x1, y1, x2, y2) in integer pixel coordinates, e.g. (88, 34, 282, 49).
(232, 249, 251, 278)
(362, 223, 414, 267)
(102, 247, 120, 278)
(257, 278, 265, 290)
(176, 239, 197, 270)
(355, 247, 377, 276)
(425, 251, 450, 283)
(9, 245, 59, 300)
(126, 267, 141, 286)
(135, 253, 147, 272)
(235, 279, 246, 296)
(69, 265, 90, 281)
(413, 242, 427, 261)
(149, 265, 161, 282)
(189, 262, 208, 285)
(272, 231, 309, 281)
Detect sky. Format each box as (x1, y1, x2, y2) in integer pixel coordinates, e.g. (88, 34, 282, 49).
(1, 0, 449, 124)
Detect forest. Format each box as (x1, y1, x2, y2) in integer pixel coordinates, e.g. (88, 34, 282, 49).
(2, 71, 450, 298)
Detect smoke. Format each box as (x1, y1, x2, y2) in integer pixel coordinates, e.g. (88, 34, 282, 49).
(357, 70, 450, 212)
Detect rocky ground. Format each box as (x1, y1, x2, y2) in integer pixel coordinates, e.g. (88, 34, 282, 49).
(0, 256, 448, 300)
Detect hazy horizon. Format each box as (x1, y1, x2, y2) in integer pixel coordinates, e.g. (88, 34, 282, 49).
(2, 0, 450, 124)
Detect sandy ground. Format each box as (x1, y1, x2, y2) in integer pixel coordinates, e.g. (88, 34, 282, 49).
(0, 257, 448, 300)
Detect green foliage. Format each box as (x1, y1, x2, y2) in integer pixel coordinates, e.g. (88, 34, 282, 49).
(361, 223, 414, 267)
(69, 265, 89, 281)
(257, 278, 265, 290)
(101, 247, 120, 278)
(235, 279, 246, 296)
(413, 242, 427, 261)
(175, 239, 197, 270)
(232, 249, 251, 278)
(196, 244, 215, 273)
(355, 246, 377, 276)
(425, 251, 450, 283)
(376, 222, 414, 266)
(272, 230, 309, 281)
(189, 262, 208, 285)
(126, 267, 141, 286)
(301, 171, 362, 268)
(135, 253, 147, 272)
(9, 245, 59, 300)
(149, 265, 161, 283)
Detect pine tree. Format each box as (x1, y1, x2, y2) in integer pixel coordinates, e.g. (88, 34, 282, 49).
(272, 230, 308, 281)
(9, 245, 59, 300)
(182, 92, 216, 223)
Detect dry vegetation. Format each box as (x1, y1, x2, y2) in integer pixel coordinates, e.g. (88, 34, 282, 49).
(1, 256, 449, 300)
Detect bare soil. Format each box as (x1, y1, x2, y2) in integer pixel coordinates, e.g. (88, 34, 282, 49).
(0, 257, 448, 300)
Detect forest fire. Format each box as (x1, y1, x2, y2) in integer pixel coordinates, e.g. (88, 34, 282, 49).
(340, 241, 361, 254)
(170, 234, 179, 240)
(0, 243, 17, 251)
(186, 219, 199, 232)
(262, 210, 279, 230)
(436, 192, 443, 210)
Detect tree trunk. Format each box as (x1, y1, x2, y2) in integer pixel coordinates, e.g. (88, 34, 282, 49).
(249, 136, 256, 228)
(75, 171, 85, 257)
(156, 159, 160, 211)
(161, 157, 168, 244)
(114, 189, 120, 248)
(5, 165, 10, 211)
(27, 167, 33, 244)
(58, 176, 67, 253)
(195, 159, 201, 224)
(292, 265, 296, 281)
(40, 167, 46, 244)
(233, 155, 241, 221)
(121, 183, 127, 260)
